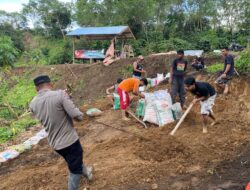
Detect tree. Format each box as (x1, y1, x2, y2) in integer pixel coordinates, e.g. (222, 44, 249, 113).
(22, 0, 72, 39)
(0, 10, 28, 29)
(0, 36, 19, 67)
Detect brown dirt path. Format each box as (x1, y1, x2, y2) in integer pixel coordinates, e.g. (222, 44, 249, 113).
(0, 74, 249, 190)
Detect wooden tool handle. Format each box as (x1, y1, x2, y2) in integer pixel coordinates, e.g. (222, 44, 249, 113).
(170, 103, 194, 135)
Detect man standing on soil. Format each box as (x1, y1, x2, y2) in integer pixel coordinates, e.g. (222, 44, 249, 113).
(184, 77, 217, 133)
(132, 55, 147, 79)
(29, 75, 93, 190)
(215, 47, 235, 95)
(170, 49, 188, 109)
(117, 77, 148, 120)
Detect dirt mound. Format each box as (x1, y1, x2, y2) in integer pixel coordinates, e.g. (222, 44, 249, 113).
(134, 135, 191, 162)
(12, 53, 206, 105)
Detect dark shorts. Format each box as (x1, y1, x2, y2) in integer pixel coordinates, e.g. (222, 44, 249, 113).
(56, 140, 83, 174)
(216, 75, 232, 85)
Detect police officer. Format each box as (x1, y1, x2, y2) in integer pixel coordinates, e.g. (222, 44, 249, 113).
(30, 75, 93, 190)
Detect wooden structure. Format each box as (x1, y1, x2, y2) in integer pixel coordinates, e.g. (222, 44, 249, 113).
(66, 26, 136, 63)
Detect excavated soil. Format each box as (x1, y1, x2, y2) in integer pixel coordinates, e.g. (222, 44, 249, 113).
(0, 56, 249, 190)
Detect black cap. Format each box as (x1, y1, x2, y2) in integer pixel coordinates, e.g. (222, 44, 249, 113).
(33, 75, 51, 86)
(184, 77, 195, 86)
(140, 78, 148, 86)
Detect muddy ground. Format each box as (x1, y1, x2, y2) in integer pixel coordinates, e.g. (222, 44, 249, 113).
(0, 56, 249, 190)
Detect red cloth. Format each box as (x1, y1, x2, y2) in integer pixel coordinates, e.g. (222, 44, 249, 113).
(246, 182, 250, 190)
(117, 87, 130, 110)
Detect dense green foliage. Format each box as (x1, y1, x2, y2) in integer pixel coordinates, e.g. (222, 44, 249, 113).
(235, 48, 250, 73)
(0, 0, 249, 65)
(0, 70, 38, 143)
(0, 36, 19, 67)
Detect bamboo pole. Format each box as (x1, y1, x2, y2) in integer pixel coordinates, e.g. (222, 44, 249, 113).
(170, 103, 194, 135)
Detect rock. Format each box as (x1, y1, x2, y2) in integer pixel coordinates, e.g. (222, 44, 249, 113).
(146, 178, 151, 183)
(151, 183, 158, 189)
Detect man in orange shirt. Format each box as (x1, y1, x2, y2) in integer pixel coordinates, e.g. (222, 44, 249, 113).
(117, 78, 148, 120)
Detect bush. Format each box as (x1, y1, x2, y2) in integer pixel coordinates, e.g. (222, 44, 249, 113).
(48, 41, 72, 64)
(0, 35, 19, 67)
(235, 48, 250, 73)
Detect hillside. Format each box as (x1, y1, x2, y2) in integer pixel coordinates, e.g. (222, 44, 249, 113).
(0, 55, 250, 189)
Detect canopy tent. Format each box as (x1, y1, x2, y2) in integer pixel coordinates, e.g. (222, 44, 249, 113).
(66, 26, 135, 64)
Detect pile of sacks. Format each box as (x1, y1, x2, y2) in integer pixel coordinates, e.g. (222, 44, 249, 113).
(0, 129, 47, 163)
(147, 73, 170, 88)
(138, 90, 182, 127)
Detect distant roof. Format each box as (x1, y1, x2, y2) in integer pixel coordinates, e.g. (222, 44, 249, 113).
(184, 50, 204, 57)
(66, 26, 135, 40)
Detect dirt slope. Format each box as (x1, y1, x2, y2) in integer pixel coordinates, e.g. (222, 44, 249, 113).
(0, 58, 249, 190)
(13, 54, 222, 105)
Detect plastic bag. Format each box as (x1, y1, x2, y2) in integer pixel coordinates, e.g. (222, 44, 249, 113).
(0, 150, 19, 162)
(86, 108, 102, 116)
(113, 93, 120, 110)
(8, 144, 29, 153)
(136, 99, 145, 117)
(171, 102, 183, 120)
(157, 73, 164, 83)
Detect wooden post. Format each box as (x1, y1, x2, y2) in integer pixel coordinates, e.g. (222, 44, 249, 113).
(72, 37, 75, 64)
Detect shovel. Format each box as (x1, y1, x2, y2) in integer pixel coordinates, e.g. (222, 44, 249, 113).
(170, 103, 194, 135)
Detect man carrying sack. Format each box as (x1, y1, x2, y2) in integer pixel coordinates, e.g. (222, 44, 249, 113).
(29, 75, 93, 190)
(184, 77, 217, 133)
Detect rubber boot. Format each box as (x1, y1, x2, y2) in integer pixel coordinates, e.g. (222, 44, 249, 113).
(82, 165, 93, 181)
(68, 172, 81, 190)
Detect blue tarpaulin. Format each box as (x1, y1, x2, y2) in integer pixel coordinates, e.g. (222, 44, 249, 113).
(67, 26, 135, 40)
(184, 50, 204, 57)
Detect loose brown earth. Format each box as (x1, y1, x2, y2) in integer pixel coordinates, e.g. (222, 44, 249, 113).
(1, 55, 250, 190)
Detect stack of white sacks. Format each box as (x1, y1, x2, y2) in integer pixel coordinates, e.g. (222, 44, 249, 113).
(0, 129, 47, 163)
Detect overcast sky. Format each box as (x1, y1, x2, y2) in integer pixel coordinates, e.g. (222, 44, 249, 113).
(0, 0, 73, 13)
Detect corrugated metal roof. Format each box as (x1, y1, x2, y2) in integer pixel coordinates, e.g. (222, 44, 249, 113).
(66, 26, 135, 40)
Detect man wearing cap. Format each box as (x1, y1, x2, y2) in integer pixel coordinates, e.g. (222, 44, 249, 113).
(132, 55, 146, 79)
(184, 77, 217, 133)
(29, 75, 93, 190)
(170, 50, 188, 109)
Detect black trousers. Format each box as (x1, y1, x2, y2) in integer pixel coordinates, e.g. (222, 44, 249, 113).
(56, 140, 83, 174)
(171, 77, 186, 106)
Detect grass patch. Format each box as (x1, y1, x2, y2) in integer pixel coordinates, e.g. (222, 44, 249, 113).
(207, 63, 224, 73)
(0, 70, 38, 144)
(0, 116, 37, 144)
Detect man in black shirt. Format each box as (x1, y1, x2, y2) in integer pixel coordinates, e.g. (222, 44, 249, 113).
(170, 50, 188, 108)
(191, 56, 205, 71)
(215, 47, 235, 95)
(185, 77, 217, 133)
